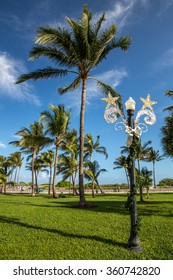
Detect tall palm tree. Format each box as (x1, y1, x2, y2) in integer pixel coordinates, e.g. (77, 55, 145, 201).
(144, 148, 164, 188)
(16, 5, 131, 206)
(10, 122, 51, 196)
(113, 155, 129, 188)
(84, 160, 107, 198)
(40, 150, 54, 195)
(40, 104, 70, 198)
(84, 134, 108, 161)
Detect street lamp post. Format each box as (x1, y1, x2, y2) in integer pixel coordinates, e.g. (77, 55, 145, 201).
(102, 93, 157, 251)
(125, 98, 141, 251)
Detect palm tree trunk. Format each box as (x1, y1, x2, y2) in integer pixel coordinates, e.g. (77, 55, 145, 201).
(79, 78, 87, 206)
(52, 145, 58, 198)
(92, 181, 95, 198)
(73, 171, 77, 195)
(48, 165, 52, 195)
(35, 170, 39, 194)
(138, 159, 144, 202)
(31, 152, 35, 196)
(153, 161, 156, 188)
(97, 183, 105, 194)
(14, 167, 18, 189)
(17, 167, 21, 188)
(125, 169, 130, 189)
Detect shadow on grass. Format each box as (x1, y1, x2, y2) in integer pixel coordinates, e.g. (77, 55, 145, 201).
(0, 215, 126, 249)
(1, 193, 173, 217)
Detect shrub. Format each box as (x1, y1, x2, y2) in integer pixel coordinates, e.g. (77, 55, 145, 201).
(56, 180, 72, 188)
(158, 178, 173, 187)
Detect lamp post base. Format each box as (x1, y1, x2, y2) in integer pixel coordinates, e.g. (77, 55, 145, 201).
(126, 235, 142, 252)
(125, 244, 142, 252)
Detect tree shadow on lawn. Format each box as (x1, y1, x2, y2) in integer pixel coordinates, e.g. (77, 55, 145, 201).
(50, 198, 173, 217)
(1, 194, 172, 217)
(0, 215, 126, 249)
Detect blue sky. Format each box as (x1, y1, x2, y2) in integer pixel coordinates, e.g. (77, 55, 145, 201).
(0, 0, 173, 185)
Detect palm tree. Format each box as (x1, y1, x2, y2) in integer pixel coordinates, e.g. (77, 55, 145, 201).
(136, 167, 152, 199)
(10, 122, 51, 196)
(7, 152, 23, 187)
(26, 158, 49, 192)
(60, 129, 79, 195)
(121, 139, 152, 172)
(16, 5, 131, 206)
(144, 148, 164, 189)
(84, 160, 107, 198)
(40, 150, 54, 195)
(57, 155, 78, 195)
(163, 90, 173, 112)
(161, 112, 173, 160)
(0, 156, 8, 194)
(113, 155, 129, 188)
(40, 104, 70, 198)
(121, 138, 152, 202)
(84, 134, 108, 161)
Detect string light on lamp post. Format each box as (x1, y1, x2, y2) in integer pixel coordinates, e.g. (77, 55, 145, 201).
(102, 93, 157, 251)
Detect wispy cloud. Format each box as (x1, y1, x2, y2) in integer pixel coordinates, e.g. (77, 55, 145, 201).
(0, 52, 41, 105)
(154, 48, 173, 69)
(157, 0, 173, 16)
(92, 0, 150, 31)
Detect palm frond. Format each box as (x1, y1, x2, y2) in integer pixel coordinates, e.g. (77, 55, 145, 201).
(96, 36, 131, 66)
(35, 26, 79, 61)
(90, 77, 122, 107)
(58, 76, 81, 95)
(94, 12, 106, 36)
(29, 46, 76, 68)
(16, 67, 68, 84)
(165, 90, 173, 97)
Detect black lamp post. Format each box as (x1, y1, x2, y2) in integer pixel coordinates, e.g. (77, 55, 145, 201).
(102, 93, 157, 252)
(125, 97, 142, 251)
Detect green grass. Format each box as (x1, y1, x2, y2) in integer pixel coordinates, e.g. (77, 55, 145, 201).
(0, 193, 173, 260)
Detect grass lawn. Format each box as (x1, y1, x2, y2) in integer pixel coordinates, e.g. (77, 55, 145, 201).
(0, 193, 173, 260)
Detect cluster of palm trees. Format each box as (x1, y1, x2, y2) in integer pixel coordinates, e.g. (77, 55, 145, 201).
(113, 138, 164, 202)
(0, 152, 23, 193)
(0, 104, 109, 201)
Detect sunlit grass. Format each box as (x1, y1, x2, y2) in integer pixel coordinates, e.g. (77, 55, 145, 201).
(0, 193, 173, 260)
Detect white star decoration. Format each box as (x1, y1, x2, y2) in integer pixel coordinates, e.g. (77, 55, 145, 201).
(140, 94, 157, 110)
(101, 92, 119, 109)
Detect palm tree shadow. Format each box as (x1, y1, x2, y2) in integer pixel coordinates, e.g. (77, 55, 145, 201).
(0, 215, 126, 248)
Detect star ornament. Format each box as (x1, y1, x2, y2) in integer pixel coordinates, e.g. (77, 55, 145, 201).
(140, 94, 157, 110)
(101, 92, 119, 109)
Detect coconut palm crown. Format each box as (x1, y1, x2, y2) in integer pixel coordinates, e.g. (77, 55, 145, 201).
(16, 5, 131, 206)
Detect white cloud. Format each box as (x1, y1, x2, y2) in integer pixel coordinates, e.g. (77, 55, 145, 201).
(0, 52, 41, 105)
(154, 48, 173, 69)
(38, 172, 48, 179)
(0, 142, 6, 149)
(92, 0, 150, 31)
